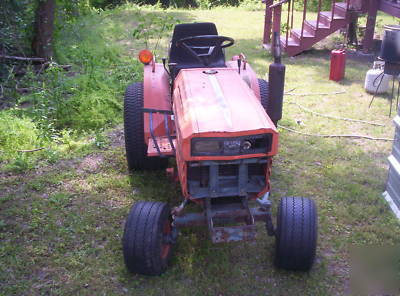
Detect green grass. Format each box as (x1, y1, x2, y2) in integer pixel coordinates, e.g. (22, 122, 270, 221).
(0, 8, 142, 171)
(1, 5, 400, 296)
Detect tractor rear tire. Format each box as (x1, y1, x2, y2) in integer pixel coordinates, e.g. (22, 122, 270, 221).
(275, 196, 317, 271)
(258, 78, 269, 114)
(122, 201, 173, 276)
(124, 82, 168, 171)
(258, 78, 278, 126)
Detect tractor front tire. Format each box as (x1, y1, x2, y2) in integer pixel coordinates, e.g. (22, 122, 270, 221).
(275, 196, 317, 271)
(124, 82, 168, 171)
(123, 201, 173, 276)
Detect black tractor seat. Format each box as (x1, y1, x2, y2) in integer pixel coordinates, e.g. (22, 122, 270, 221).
(168, 22, 227, 79)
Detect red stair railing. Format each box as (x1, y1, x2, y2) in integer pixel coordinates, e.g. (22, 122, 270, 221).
(290, 0, 294, 30)
(331, 0, 336, 22)
(316, 0, 322, 30)
(269, 0, 288, 47)
(262, 0, 273, 44)
(300, 0, 308, 40)
(285, 0, 291, 46)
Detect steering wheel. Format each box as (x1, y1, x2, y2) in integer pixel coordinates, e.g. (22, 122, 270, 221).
(176, 35, 234, 66)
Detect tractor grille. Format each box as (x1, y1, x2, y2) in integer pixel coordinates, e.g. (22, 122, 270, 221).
(219, 164, 238, 176)
(187, 158, 267, 199)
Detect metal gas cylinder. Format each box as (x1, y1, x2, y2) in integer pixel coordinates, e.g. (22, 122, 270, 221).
(364, 61, 391, 94)
(329, 49, 346, 81)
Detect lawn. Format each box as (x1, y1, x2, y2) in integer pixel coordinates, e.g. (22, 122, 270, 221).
(1, 5, 400, 296)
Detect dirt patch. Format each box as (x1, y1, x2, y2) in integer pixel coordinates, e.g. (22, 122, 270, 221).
(322, 247, 350, 295)
(77, 154, 104, 173)
(62, 178, 92, 193)
(107, 125, 124, 148)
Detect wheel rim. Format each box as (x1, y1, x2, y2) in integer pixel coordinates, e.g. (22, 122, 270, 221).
(161, 220, 172, 259)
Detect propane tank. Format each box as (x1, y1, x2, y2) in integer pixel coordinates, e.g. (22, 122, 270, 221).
(268, 32, 285, 126)
(364, 61, 391, 94)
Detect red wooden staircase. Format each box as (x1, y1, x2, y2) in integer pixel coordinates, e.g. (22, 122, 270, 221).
(285, 2, 351, 56)
(264, 0, 400, 56)
(263, 0, 362, 56)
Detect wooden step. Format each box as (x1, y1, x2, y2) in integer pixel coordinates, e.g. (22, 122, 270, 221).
(280, 36, 302, 56)
(291, 28, 315, 42)
(333, 2, 348, 17)
(280, 36, 300, 47)
(319, 11, 345, 21)
(334, 2, 347, 10)
(304, 20, 330, 31)
(318, 11, 345, 27)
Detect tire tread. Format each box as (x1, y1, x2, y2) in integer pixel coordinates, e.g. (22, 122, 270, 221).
(123, 201, 172, 275)
(124, 83, 168, 171)
(258, 78, 270, 113)
(275, 196, 317, 271)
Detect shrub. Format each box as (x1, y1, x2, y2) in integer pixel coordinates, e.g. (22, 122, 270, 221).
(0, 112, 41, 161)
(1, 7, 141, 168)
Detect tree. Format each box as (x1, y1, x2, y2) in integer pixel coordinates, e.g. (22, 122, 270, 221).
(32, 0, 55, 60)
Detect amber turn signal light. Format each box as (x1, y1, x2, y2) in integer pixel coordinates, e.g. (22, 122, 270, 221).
(138, 49, 153, 65)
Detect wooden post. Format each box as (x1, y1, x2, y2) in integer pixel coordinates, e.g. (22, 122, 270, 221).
(362, 0, 378, 54)
(270, 5, 282, 49)
(263, 0, 274, 45)
(272, 5, 282, 41)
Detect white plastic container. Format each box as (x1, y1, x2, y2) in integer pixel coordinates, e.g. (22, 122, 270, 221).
(364, 61, 391, 94)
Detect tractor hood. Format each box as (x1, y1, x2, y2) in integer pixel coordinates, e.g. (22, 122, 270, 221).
(173, 68, 278, 160)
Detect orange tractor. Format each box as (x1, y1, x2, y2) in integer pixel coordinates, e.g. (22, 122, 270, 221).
(122, 23, 317, 275)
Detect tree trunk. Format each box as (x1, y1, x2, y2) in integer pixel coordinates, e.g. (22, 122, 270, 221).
(32, 0, 55, 60)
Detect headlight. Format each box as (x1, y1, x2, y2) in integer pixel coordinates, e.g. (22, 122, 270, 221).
(242, 140, 252, 150)
(191, 134, 272, 156)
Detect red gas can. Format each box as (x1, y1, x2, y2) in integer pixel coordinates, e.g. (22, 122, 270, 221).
(329, 49, 346, 81)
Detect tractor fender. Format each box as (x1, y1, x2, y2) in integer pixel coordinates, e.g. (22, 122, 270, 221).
(226, 61, 261, 100)
(143, 63, 173, 145)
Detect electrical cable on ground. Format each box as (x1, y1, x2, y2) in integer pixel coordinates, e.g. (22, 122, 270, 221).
(278, 125, 394, 141)
(285, 100, 386, 127)
(284, 90, 346, 96)
(281, 88, 390, 140)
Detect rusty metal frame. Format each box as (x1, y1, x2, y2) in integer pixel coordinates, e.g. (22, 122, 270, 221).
(142, 108, 175, 157)
(173, 195, 275, 243)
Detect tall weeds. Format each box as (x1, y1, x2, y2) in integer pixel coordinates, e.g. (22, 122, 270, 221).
(0, 8, 141, 171)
